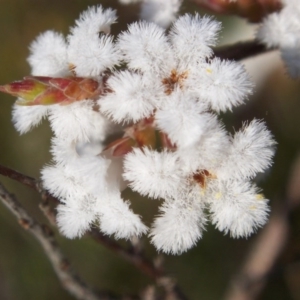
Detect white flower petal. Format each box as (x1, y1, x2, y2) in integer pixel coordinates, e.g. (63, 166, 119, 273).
(193, 58, 253, 112)
(99, 71, 156, 122)
(155, 92, 213, 148)
(98, 192, 148, 239)
(150, 187, 206, 254)
(124, 148, 183, 199)
(219, 120, 276, 180)
(118, 21, 173, 74)
(209, 180, 269, 238)
(67, 6, 120, 76)
(56, 198, 96, 239)
(170, 14, 221, 67)
(12, 103, 48, 134)
(27, 30, 69, 76)
(48, 100, 106, 143)
(140, 0, 182, 29)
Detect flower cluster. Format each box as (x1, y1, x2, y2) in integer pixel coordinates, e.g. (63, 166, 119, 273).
(2, 5, 275, 254)
(257, 0, 300, 77)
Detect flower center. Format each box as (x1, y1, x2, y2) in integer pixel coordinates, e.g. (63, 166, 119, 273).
(193, 170, 215, 189)
(162, 69, 189, 95)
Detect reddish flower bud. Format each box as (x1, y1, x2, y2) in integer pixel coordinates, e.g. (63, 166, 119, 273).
(105, 116, 177, 157)
(104, 137, 137, 157)
(192, 0, 281, 22)
(0, 76, 103, 105)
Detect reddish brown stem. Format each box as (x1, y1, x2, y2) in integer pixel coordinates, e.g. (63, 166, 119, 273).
(224, 206, 290, 300)
(214, 40, 271, 61)
(0, 182, 118, 300)
(0, 164, 39, 190)
(89, 229, 163, 279)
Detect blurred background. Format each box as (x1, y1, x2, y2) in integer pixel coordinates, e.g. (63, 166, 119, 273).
(0, 0, 300, 299)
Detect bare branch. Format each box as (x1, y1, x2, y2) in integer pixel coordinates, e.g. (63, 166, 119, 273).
(0, 164, 39, 190)
(0, 164, 58, 226)
(0, 164, 187, 300)
(224, 207, 290, 300)
(89, 229, 163, 279)
(0, 164, 163, 278)
(214, 40, 272, 61)
(0, 164, 58, 203)
(0, 182, 119, 300)
(224, 154, 300, 300)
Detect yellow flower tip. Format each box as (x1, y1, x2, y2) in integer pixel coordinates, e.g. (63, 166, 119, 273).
(200, 189, 206, 196)
(249, 205, 257, 210)
(255, 194, 265, 200)
(215, 192, 222, 199)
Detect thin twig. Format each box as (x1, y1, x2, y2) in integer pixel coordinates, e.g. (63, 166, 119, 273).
(0, 164, 187, 300)
(224, 205, 290, 300)
(224, 154, 300, 300)
(214, 40, 272, 61)
(0, 164, 58, 225)
(0, 164, 58, 202)
(0, 164, 163, 278)
(89, 230, 188, 299)
(0, 164, 39, 190)
(0, 182, 118, 300)
(88, 229, 163, 279)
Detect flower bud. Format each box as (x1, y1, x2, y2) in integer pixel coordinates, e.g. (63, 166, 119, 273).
(0, 76, 102, 105)
(193, 0, 281, 22)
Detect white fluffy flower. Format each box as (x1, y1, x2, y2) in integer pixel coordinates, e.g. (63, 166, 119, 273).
(99, 71, 156, 122)
(124, 116, 274, 253)
(208, 180, 269, 238)
(257, 0, 300, 77)
(176, 117, 229, 173)
(50, 137, 79, 165)
(114, 14, 252, 127)
(169, 14, 221, 65)
(56, 197, 97, 239)
(187, 59, 253, 112)
(7, 5, 276, 252)
(27, 6, 121, 77)
(140, 0, 182, 29)
(71, 5, 117, 35)
(48, 100, 106, 143)
(155, 92, 214, 148)
(218, 120, 276, 180)
(150, 185, 206, 254)
(97, 191, 148, 239)
(43, 152, 108, 196)
(118, 21, 173, 74)
(12, 103, 48, 134)
(257, 1, 300, 48)
(27, 30, 69, 77)
(41, 163, 87, 200)
(42, 147, 147, 239)
(119, 0, 182, 29)
(67, 6, 121, 77)
(124, 148, 183, 199)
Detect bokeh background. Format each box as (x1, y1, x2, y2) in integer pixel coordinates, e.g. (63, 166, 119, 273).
(0, 1, 300, 299)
